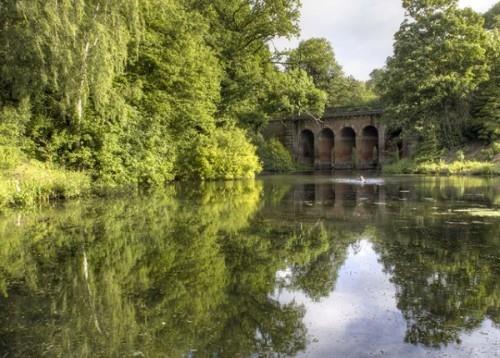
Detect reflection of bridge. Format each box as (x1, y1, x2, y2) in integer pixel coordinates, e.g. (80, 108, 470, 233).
(263, 108, 393, 170)
(289, 182, 388, 220)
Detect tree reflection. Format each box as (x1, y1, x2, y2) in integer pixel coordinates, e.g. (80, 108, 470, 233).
(374, 216, 500, 347)
(1, 176, 499, 355)
(288, 225, 352, 302)
(0, 179, 351, 356)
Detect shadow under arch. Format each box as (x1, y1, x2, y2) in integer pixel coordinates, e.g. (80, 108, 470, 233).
(299, 129, 315, 167)
(335, 127, 356, 169)
(360, 125, 379, 169)
(317, 128, 335, 169)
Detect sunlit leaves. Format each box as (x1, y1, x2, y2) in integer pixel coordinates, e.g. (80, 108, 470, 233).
(380, 1, 491, 147)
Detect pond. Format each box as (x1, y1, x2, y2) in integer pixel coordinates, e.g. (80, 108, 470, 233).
(0, 174, 499, 357)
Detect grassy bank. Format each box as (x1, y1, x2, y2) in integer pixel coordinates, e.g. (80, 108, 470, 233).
(0, 146, 91, 210)
(384, 158, 500, 176)
(384, 142, 500, 176)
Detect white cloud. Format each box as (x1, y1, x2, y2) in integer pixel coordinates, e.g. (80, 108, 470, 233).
(273, 0, 498, 80)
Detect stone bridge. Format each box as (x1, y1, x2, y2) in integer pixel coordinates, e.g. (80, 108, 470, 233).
(262, 108, 400, 170)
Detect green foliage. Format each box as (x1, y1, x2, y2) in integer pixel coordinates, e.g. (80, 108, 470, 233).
(264, 68, 327, 121)
(379, 0, 491, 147)
(415, 123, 441, 163)
(0, 146, 91, 209)
(187, 0, 305, 127)
(0, 102, 30, 146)
(492, 141, 500, 155)
(471, 28, 500, 142)
(383, 158, 498, 175)
(0, 180, 347, 356)
(0, 0, 140, 124)
(0, 100, 92, 209)
(484, 1, 500, 29)
(286, 38, 378, 107)
(0, 0, 325, 187)
(177, 127, 262, 180)
(417, 160, 497, 175)
(287, 38, 344, 92)
(256, 136, 295, 172)
(383, 158, 418, 174)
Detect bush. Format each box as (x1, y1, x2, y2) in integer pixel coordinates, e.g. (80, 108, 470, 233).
(492, 141, 500, 155)
(383, 159, 500, 175)
(383, 159, 417, 174)
(177, 127, 262, 180)
(416, 160, 497, 175)
(257, 137, 295, 172)
(0, 102, 30, 147)
(0, 146, 24, 170)
(383, 158, 498, 176)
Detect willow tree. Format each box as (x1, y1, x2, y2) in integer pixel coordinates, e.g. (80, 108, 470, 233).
(3, 0, 140, 125)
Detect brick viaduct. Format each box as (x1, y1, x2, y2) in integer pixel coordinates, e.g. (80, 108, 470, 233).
(262, 108, 401, 170)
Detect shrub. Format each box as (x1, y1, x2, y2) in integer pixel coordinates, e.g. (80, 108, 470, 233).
(383, 159, 417, 174)
(177, 127, 262, 180)
(0, 146, 24, 170)
(257, 137, 295, 172)
(492, 141, 500, 155)
(384, 158, 498, 176)
(416, 160, 496, 175)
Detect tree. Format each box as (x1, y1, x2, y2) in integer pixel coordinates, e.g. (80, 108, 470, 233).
(286, 38, 377, 107)
(287, 38, 344, 92)
(380, 0, 490, 150)
(187, 0, 302, 125)
(0, 0, 271, 184)
(484, 1, 500, 29)
(263, 68, 327, 121)
(471, 26, 500, 142)
(1, 0, 140, 124)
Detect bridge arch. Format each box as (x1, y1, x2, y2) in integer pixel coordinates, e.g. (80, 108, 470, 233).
(336, 127, 356, 168)
(317, 128, 335, 169)
(299, 129, 315, 166)
(360, 125, 379, 168)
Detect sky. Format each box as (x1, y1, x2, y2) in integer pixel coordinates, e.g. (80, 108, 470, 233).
(272, 0, 498, 80)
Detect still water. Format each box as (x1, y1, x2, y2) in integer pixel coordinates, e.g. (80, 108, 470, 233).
(0, 174, 499, 357)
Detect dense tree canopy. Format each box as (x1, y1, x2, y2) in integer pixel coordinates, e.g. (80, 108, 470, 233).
(0, 0, 330, 184)
(1, 0, 497, 183)
(377, 0, 499, 156)
(286, 38, 377, 107)
(484, 1, 500, 29)
(470, 2, 500, 142)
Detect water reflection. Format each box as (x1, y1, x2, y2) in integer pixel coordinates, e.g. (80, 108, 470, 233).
(0, 175, 499, 357)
